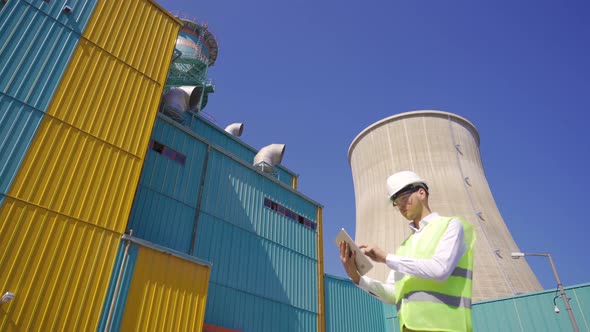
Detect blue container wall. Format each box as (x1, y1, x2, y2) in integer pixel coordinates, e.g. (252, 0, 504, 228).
(126, 117, 208, 252)
(0, 0, 95, 111)
(205, 283, 316, 332)
(472, 283, 590, 332)
(128, 115, 318, 255)
(0, 96, 43, 194)
(138, 118, 207, 207)
(23, 0, 97, 33)
(127, 186, 195, 253)
(194, 147, 319, 330)
(127, 115, 321, 330)
(324, 274, 397, 332)
(195, 213, 317, 308)
(200, 149, 317, 258)
(190, 114, 296, 187)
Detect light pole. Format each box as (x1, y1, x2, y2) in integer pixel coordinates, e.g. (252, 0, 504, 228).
(511, 252, 579, 332)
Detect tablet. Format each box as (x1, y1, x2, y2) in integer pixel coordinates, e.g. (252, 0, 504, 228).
(334, 228, 374, 275)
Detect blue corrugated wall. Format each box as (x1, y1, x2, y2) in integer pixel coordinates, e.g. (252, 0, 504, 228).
(324, 274, 397, 332)
(127, 114, 321, 331)
(205, 283, 317, 332)
(0, 0, 96, 197)
(473, 283, 590, 331)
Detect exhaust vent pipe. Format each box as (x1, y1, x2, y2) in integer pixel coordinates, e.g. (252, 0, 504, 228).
(160, 86, 204, 123)
(225, 123, 244, 137)
(177, 86, 203, 113)
(253, 144, 285, 174)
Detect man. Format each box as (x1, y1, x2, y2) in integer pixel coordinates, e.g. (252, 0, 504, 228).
(339, 171, 475, 332)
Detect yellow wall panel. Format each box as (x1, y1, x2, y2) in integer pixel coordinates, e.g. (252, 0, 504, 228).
(8, 117, 142, 233)
(83, 0, 181, 84)
(46, 38, 161, 156)
(120, 245, 210, 331)
(0, 198, 120, 331)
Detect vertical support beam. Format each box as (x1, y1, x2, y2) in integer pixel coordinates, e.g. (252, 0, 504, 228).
(190, 144, 211, 255)
(316, 206, 325, 332)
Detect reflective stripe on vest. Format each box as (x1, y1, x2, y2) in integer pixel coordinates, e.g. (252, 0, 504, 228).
(451, 266, 473, 280)
(396, 290, 472, 311)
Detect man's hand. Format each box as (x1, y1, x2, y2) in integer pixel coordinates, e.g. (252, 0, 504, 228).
(339, 241, 361, 284)
(359, 244, 387, 263)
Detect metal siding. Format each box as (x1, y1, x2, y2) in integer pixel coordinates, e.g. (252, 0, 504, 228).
(127, 185, 195, 253)
(204, 283, 317, 332)
(0, 0, 79, 111)
(191, 116, 256, 163)
(323, 274, 396, 332)
(572, 286, 590, 331)
(82, 0, 180, 84)
(119, 242, 210, 331)
(472, 283, 590, 331)
(139, 117, 207, 207)
(7, 117, 143, 233)
(0, 95, 43, 194)
(0, 197, 120, 331)
(275, 166, 294, 187)
(45, 38, 163, 156)
(195, 212, 318, 314)
(201, 149, 317, 257)
(23, 0, 97, 33)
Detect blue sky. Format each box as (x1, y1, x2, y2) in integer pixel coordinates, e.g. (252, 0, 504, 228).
(155, 0, 589, 292)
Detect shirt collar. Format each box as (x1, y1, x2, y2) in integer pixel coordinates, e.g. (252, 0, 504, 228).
(408, 212, 440, 233)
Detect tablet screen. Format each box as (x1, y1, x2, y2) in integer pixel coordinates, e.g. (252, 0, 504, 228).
(334, 228, 374, 275)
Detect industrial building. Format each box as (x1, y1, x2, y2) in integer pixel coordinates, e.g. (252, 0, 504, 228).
(1, 1, 588, 331)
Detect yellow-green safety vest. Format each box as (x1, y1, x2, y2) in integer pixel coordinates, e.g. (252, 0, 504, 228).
(394, 216, 475, 332)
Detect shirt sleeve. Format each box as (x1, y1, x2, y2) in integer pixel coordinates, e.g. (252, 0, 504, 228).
(357, 270, 397, 304)
(385, 218, 466, 281)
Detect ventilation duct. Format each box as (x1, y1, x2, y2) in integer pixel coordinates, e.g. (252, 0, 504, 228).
(160, 86, 205, 123)
(253, 144, 285, 174)
(224, 123, 244, 137)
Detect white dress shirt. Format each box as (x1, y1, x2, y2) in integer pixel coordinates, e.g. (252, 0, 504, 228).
(357, 212, 466, 304)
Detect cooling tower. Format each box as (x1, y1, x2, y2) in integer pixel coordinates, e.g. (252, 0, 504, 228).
(348, 110, 542, 301)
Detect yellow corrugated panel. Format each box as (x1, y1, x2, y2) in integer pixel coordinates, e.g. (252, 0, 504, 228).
(0, 197, 120, 331)
(120, 245, 210, 331)
(8, 117, 142, 233)
(83, 0, 182, 84)
(46, 38, 162, 156)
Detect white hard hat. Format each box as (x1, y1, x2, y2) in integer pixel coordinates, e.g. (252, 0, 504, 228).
(386, 171, 428, 201)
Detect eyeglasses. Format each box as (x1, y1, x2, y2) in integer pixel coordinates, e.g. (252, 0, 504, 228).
(392, 188, 420, 207)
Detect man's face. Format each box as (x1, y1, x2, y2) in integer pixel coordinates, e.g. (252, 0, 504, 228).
(393, 189, 422, 220)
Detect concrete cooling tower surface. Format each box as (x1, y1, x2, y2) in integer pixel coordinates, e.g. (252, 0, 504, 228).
(348, 110, 542, 301)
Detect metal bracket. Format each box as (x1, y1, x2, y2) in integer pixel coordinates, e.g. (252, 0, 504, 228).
(1, 292, 14, 304)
